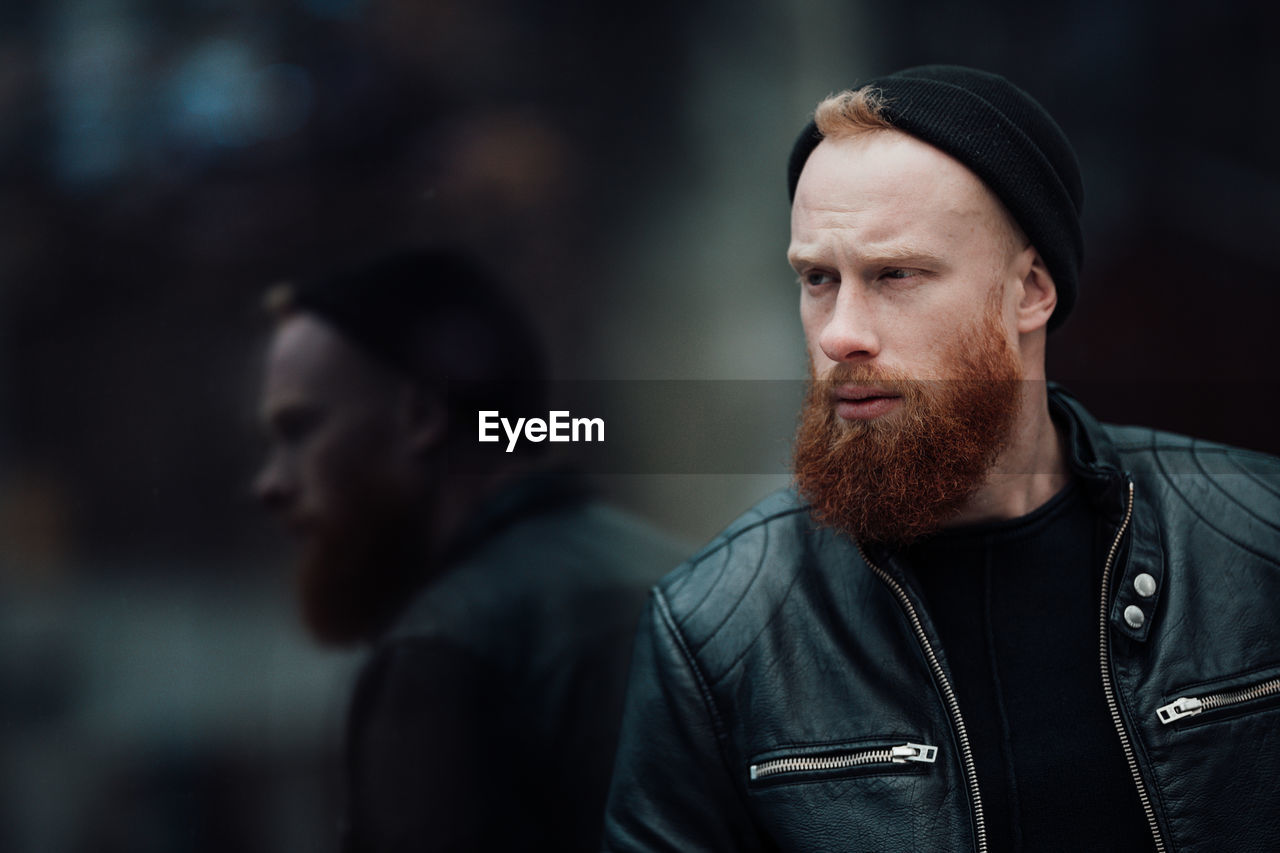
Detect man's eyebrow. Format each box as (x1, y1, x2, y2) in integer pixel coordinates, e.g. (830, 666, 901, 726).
(786, 245, 832, 271)
(864, 245, 946, 266)
(787, 244, 946, 270)
(786, 250, 816, 271)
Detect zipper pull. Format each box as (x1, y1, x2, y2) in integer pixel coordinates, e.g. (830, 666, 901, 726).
(1157, 696, 1203, 724)
(892, 743, 939, 763)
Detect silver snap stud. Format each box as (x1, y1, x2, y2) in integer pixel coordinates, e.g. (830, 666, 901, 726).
(1124, 605, 1145, 629)
(1134, 573, 1157, 598)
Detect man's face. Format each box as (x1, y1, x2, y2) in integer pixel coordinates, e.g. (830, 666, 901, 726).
(791, 130, 1027, 386)
(789, 130, 1030, 543)
(255, 313, 422, 643)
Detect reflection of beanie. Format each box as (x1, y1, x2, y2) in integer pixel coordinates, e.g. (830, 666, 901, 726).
(787, 65, 1084, 331)
(290, 249, 549, 419)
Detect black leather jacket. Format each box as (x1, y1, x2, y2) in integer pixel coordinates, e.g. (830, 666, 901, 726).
(341, 473, 685, 853)
(603, 387, 1280, 852)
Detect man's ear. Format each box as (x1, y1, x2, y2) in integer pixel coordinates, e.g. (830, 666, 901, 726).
(1015, 247, 1058, 334)
(400, 384, 448, 455)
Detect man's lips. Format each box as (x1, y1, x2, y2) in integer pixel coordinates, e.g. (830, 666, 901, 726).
(831, 385, 902, 420)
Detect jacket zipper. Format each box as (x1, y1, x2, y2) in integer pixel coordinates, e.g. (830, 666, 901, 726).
(857, 543, 988, 853)
(750, 742, 938, 781)
(1098, 480, 1167, 852)
(1157, 676, 1280, 724)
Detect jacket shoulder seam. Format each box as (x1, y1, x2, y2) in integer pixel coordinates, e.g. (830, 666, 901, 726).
(685, 503, 812, 566)
(1188, 440, 1280, 533)
(665, 503, 812, 629)
(1110, 429, 1279, 468)
(1151, 442, 1280, 568)
(707, 560, 808, 688)
(663, 499, 806, 605)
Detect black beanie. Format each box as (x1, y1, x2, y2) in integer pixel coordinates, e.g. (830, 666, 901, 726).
(787, 65, 1084, 331)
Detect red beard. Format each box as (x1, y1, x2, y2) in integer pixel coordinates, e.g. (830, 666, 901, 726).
(294, 494, 427, 646)
(793, 300, 1023, 546)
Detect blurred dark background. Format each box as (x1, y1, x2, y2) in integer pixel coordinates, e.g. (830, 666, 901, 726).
(2, 1, 1277, 850)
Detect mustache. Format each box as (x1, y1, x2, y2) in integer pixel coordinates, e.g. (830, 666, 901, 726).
(811, 365, 1024, 391)
(811, 363, 910, 386)
(808, 364, 923, 407)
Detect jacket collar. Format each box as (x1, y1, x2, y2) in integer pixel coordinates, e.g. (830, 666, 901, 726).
(863, 382, 1132, 569)
(868, 384, 1158, 643)
(1049, 383, 1163, 644)
(440, 466, 591, 567)
(1047, 382, 1131, 522)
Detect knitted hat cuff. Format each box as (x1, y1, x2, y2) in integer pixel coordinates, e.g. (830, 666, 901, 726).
(787, 66, 1084, 331)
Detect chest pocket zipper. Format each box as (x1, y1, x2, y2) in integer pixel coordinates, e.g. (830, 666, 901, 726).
(749, 742, 938, 782)
(1157, 676, 1280, 724)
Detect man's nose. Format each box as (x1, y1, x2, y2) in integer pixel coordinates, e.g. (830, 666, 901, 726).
(818, 285, 881, 363)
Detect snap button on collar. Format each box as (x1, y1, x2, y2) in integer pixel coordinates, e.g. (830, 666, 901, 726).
(1134, 573, 1157, 598)
(1124, 605, 1145, 629)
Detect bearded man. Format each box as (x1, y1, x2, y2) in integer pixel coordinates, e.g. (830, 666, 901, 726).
(602, 66, 1280, 852)
(253, 249, 685, 852)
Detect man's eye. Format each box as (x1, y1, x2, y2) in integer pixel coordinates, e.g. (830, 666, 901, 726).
(801, 270, 836, 287)
(882, 268, 915, 280)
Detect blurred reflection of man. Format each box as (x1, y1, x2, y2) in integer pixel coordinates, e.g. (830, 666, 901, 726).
(254, 249, 685, 852)
(603, 66, 1280, 852)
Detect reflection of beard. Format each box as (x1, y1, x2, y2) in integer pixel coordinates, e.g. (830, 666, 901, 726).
(793, 295, 1023, 546)
(295, 493, 427, 646)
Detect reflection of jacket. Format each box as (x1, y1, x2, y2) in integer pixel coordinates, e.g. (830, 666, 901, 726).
(341, 473, 687, 853)
(603, 386, 1280, 852)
